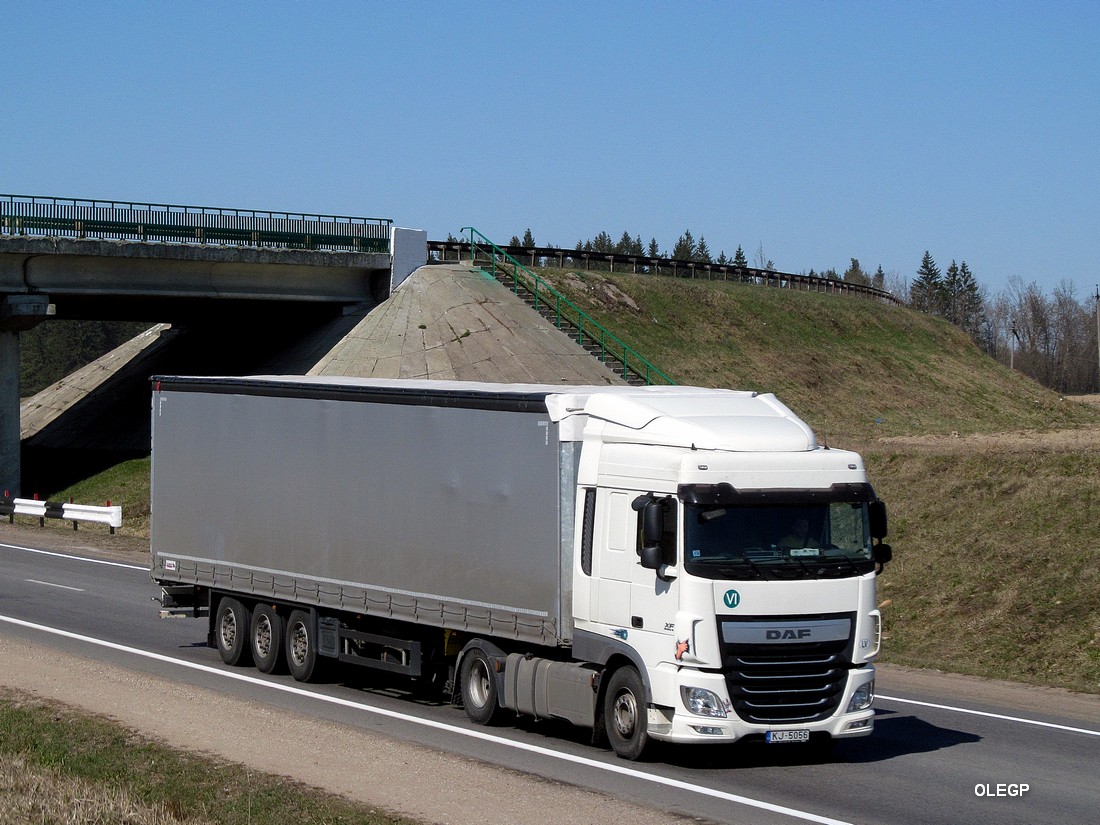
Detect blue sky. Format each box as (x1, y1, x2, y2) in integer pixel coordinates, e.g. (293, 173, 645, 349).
(4, 1, 1098, 299)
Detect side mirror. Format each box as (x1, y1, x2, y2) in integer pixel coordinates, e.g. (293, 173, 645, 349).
(873, 542, 893, 567)
(639, 500, 663, 570)
(869, 500, 888, 541)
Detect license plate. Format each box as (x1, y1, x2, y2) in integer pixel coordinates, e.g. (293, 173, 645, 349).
(766, 729, 810, 743)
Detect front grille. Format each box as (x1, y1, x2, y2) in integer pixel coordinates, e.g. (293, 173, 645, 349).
(720, 615, 853, 724)
(725, 645, 848, 723)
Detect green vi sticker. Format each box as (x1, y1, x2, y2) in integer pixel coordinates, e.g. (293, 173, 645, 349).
(723, 589, 741, 609)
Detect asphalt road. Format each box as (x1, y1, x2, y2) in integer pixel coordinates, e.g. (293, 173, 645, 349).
(1, 530, 1097, 825)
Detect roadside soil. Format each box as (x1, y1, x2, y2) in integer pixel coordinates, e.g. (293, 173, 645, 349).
(2, 520, 1099, 824)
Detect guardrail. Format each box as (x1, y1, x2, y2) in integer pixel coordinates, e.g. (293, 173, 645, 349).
(461, 227, 675, 386)
(1, 495, 123, 533)
(429, 240, 902, 305)
(1, 194, 393, 253)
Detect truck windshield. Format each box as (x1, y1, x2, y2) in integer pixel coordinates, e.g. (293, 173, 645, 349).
(683, 501, 875, 580)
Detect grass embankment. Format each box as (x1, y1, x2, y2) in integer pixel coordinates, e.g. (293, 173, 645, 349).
(0, 689, 414, 825)
(536, 267, 1096, 439)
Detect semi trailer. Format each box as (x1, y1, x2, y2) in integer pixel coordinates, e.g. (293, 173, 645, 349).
(150, 375, 892, 760)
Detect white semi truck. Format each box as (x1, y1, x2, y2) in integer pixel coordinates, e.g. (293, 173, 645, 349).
(151, 375, 891, 760)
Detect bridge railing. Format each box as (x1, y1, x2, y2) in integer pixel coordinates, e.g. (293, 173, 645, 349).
(462, 227, 675, 386)
(0, 194, 393, 253)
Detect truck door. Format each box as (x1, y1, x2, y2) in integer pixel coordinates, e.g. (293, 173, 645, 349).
(594, 490, 636, 628)
(629, 496, 678, 659)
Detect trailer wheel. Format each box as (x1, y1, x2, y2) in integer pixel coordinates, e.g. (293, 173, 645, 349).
(250, 605, 286, 674)
(604, 666, 649, 760)
(286, 609, 319, 682)
(459, 648, 501, 725)
(214, 597, 252, 667)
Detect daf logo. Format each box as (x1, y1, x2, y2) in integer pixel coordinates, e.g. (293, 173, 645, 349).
(767, 628, 812, 640)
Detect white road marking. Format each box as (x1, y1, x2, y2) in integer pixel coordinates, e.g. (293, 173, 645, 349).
(877, 693, 1100, 737)
(0, 613, 854, 825)
(25, 579, 84, 592)
(0, 542, 147, 571)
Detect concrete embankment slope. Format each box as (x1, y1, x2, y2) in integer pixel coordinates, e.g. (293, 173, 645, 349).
(309, 263, 626, 384)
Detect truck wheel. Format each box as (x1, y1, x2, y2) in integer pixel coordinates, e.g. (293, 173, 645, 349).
(604, 666, 649, 760)
(285, 609, 319, 682)
(251, 604, 286, 674)
(214, 597, 252, 666)
(459, 648, 501, 725)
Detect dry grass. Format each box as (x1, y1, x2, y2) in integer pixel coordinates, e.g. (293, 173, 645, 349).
(0, 755, 210, 825)
(864, 433, 1100, 692)
(0, 690, 416, 825)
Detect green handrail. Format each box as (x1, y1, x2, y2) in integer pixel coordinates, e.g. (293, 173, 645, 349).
(461, 227, 675, 386)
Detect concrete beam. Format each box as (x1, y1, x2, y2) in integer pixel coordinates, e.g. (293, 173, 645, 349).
(0, 236, 391, 305)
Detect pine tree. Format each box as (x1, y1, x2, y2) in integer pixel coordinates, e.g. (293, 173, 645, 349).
(509, 235, 521, 246)
(647, 238, 661, 258)
(956, 261, 986, 339)
(843, 258, 870, 286)
(695, 236, 712, 263)
(733, 245, 748, 268)
(910, 251, 945, 315)
(873, 265, 886, 291)
(522, 228, 535, 247)
(943, 261, 962, 324)
(716, 251, 729, 265)
(672, 230, 696, 261)
(616, 231, 634, 255)
(592, 231, 614, 253)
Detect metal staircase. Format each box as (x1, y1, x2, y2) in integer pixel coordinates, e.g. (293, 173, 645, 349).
(461, 227, 674, 387)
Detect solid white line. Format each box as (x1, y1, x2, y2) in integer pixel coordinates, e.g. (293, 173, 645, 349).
(25, 579, 84, 593)
(0, 613, 854, 825)
(877, 693, 1100, 737)
(0, 542, 147, 571)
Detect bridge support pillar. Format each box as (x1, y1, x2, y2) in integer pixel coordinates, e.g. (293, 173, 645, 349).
(0, 295, 53, 497)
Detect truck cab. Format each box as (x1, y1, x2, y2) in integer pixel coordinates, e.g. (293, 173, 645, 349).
(563, 388, 889, 756)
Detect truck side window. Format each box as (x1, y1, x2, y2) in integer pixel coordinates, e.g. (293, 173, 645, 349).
(580, 488, 596, 577)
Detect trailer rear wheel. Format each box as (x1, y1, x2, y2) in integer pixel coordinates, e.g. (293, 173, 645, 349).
(604, 666, 649, 760)
(459, 649, 501, 725)
(286, 609, 320, 682)
(214, 597, 252, 667)
(251, 605, 286, 674)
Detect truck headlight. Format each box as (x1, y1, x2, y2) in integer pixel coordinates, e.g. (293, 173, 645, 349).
(846, 680, 875, 712)
(680, 686, 728, 718)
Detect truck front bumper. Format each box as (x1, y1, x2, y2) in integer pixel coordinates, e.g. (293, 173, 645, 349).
(647, 665, 877, 745)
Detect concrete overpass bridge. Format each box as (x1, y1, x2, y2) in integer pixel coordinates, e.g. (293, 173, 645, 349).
(0, 194, 428, 494)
